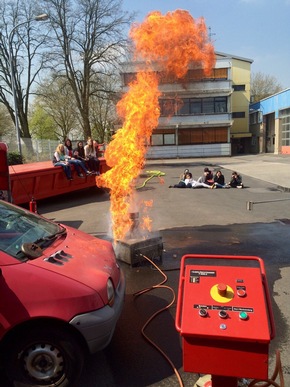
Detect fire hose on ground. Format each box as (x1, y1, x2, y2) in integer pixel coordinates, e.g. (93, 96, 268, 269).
(135, 170, 165, 189)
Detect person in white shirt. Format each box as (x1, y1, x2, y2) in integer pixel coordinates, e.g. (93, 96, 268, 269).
(84, 137, 100, 175)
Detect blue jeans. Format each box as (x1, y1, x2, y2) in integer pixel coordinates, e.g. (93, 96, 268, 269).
(68, 159, 89, 175)
(54, 162, 72, 179)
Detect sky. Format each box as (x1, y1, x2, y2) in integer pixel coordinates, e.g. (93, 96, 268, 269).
(122, 0, 290, 89)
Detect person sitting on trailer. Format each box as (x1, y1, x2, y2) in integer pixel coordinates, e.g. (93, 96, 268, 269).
(53, 144, 74, 181)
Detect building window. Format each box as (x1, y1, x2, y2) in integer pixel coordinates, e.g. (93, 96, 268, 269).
(160, 99, 176, 116)
(233, 84, 245, 91)
(178, 127, 228, 145)
(250, 111, 262, 124)
(178, 99, 190, 115)
(151, 130, 176, 146)
(280, 108, 290, 146)
(185, 67, 228, 82)
(215, 97, 227, 113)
(159, 97, 227, 116)
(190, 98, 202, 114)
(151, 127, 228, 146)
(151, 134, 163, 146)
(232, 112, 245, 118)
(123, 68, 229, 86)
(203, 98, 214, 114)
(164, 134, 175, 145)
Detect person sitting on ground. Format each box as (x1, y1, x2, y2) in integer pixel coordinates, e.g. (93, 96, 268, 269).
(184, 172, 195, 188)
(169, 169, 190, 188)
(192, 167, 213, 188)
(197, 167, 213, 185)
(228, 171, 243, 188)
(211, 170, 228, 188)
(180, 168, 190, 181)
(170, 172, 194, 188)
(84, 137, 100, 175)
(173, 171, 212, 189)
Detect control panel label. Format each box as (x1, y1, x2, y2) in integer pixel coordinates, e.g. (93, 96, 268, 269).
(190, 269, 216, 278)
(193, 304, 254, 312)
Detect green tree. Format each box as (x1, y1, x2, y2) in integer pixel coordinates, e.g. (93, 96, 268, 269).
(251, 72, 283, 102)
(0, 103, 13, 137)
(34, 76, 79, 141)
(29, 104, 59, 140)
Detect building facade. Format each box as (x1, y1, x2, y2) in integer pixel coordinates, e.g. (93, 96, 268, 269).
(249, 88, 290, 154)
(120, 52, 253, 159)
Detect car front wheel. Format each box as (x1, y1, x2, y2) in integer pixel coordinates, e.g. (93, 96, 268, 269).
(4, 327, 84, 387)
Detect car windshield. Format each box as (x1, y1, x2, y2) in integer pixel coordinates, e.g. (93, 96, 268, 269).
(0, 200, 65, 261)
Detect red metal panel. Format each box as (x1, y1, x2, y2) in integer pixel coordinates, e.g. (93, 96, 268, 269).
(9, 158, 109, 204)
(181, 265, 270, 342)
(183, 337, 268, 379)
(176, 254, 274, 381)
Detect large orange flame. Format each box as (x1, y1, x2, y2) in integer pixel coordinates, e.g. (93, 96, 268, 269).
(130, 10, 215, 77)
(97, 10, 215, 242)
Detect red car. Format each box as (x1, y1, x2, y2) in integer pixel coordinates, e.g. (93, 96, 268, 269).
(0, 200, 125, 387)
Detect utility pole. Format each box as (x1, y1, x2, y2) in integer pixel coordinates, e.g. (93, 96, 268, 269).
(208, 26, 216, 43)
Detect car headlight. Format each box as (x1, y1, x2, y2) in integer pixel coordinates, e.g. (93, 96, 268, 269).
(107, 279, 115, 306)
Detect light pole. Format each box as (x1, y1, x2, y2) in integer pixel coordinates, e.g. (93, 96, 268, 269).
(8, 13, 49, 156)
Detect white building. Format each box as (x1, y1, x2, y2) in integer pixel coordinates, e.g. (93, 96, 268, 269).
(120, 52, 253, 159)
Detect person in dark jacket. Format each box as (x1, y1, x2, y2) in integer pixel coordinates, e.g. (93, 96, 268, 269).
(212, 170, 228, 188)
(73, 141, 87, 161)
(228, 171, 243, 188)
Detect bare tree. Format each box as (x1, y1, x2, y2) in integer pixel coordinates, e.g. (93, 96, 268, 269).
(0, 0, 50, 152)
(90, 72, 120, 142)
(41, 0, 134, 139)
(251, 71, 283, 102)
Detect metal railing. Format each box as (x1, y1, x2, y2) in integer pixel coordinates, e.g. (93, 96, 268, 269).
(1, 136, 61, 163)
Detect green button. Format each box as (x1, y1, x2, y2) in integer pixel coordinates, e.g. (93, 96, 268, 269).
(239, 312, 248, 320)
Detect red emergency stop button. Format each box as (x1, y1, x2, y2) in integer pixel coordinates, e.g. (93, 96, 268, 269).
(237, 288, 247, 297)
(217, 283, 227, 297)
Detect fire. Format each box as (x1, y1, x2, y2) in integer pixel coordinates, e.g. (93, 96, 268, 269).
(97, 10, 215, 242)
(96, 72, 161, 241)
(130, 10, 215, 77)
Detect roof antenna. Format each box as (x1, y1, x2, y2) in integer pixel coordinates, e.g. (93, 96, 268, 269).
(208, 26, 216, 43)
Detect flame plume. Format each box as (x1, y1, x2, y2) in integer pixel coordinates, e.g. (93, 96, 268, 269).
(97, 10, 215, 242)
(130, 10, 215, 77)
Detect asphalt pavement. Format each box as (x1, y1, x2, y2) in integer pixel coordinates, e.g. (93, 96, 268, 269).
(146, 153, 290, 190)
(13, 153, 290, 387)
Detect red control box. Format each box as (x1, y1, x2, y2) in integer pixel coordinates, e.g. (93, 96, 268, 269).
(176, 254, 275, 380)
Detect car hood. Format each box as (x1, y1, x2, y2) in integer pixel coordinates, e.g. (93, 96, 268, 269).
(28, 225, 121, 292)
